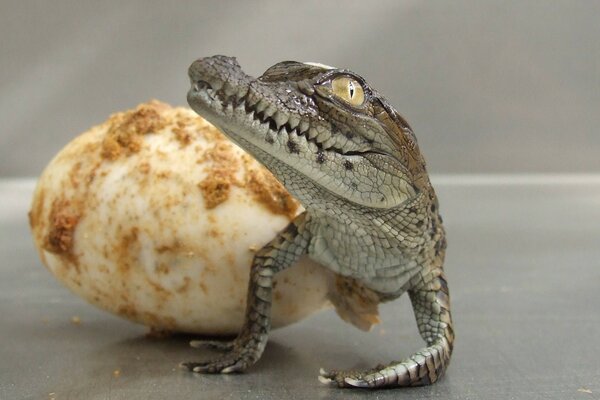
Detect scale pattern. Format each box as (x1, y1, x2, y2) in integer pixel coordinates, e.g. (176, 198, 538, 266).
(183, 55, 454, 388)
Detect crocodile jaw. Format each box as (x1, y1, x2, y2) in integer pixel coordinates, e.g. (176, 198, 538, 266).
(187, 56, 416, 209)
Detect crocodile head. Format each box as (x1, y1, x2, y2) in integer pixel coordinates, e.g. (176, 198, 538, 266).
(187, 55, 428, 209)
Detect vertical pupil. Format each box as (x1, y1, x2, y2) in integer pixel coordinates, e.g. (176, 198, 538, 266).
(348, 81, 355, 98)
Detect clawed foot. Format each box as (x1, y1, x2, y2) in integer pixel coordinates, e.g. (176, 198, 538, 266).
(181, 338, 258, 374)
(181, 351, 250, 374)
(318, 365, 386, 388)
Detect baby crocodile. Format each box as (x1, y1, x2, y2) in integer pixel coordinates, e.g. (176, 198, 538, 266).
(183, 56, 453, 388)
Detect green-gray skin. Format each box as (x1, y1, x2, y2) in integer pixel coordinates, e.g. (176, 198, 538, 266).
(182, 55, 454, 388)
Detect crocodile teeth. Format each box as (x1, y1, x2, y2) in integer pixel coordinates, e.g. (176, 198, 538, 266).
(212, 96, 223, 110)
(266, 129, 277, 143)
(245, 93, 260, 108)
(299, 120, 310, 134)
(287, 114, 300, 130)
(234, 98, 246, 110)
(222, 81, 236, 97)
(288, 129, 299, 141)
(273, 111, 288, 129)
(255, 98, 269, 113)
(208, 89, 346, 158)
(306, 137, 318, 153)
(264, 104, 278, 118)
(235, 86, 248, 100)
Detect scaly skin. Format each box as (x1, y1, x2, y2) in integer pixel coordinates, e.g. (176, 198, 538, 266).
(182, 56, 453, 388)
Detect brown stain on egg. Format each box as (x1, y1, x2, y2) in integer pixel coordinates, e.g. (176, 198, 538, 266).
(138, 161, 151, 174)
(100, 100, 215, 160)
(173, 122, 193, 146)
(101, 100, 168, 160)
(197, 141, 241, 209)
(198, 171, 232, 209)
(194, 133, 300, 219)
(172, 108, 213, 145)
(68, 161, 83, 188)
(44, 199, 80, 256)
(145, 277, 171, 301)
(33, 126, 105, 272)
(199, 281, 209, 295)
(243, 160, 300, 219)
(115, 227, 140, 274)
(176, 277, 191, 294)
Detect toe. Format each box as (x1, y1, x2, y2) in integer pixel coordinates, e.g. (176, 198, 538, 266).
(180, 362, 204, 372)
(344, 377, 369, 388)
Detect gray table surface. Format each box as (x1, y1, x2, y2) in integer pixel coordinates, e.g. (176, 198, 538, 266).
(1, 177, 599, 400)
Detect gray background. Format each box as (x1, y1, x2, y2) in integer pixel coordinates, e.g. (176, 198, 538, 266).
(2, 2, 600, 400)
(1, 0, 599, 177)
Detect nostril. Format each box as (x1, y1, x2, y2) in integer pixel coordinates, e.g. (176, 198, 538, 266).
(193, 80, 213, 92)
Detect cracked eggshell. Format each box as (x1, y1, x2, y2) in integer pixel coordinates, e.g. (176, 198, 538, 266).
(28, 100, 335, 335)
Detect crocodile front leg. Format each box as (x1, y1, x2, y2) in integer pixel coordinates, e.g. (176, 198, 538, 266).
(320, 268, 454, 388)
(181, 212, 310, 373)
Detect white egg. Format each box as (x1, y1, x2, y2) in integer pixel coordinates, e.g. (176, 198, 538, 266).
(28, 100, 340, 335)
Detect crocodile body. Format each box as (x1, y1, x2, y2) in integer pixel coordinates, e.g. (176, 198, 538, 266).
(183, 56, 453, 388)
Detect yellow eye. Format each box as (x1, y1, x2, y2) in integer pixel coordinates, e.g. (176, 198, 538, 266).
(331, 76, 365, 106)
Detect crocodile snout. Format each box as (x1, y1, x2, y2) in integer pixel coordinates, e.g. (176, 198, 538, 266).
(188, 55, 248, 92)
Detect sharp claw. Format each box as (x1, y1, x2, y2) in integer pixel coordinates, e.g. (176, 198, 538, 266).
(318, 375, 336, 386)
(183, 339, 254, 374)
(344, 377, 369, 388)
(182, 354, 248, 374)
(179, 360, 211, 373)
(192, 364, 213, 373)
(181, 362, 203, 371)
(179, 362, 191, 370)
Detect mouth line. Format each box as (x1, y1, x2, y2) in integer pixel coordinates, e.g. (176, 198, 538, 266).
(190, 80, 372, 157)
